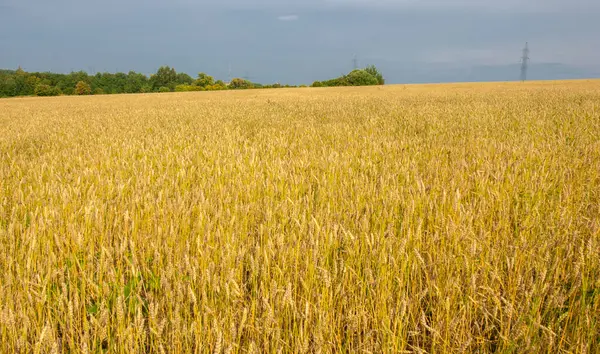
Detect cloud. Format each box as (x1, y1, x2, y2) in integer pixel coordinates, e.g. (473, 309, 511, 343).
(323, 0, 598, 13)
(277, 14, 299, 21)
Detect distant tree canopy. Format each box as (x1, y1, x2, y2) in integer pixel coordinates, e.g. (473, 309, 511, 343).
(312, 65, 385, 88)
(195, 73, 215, 88)
(151, 66, 177, 91)
(0, 64, 384, 98)
(228, 78, 253, 90)
(34, 84, 61, 97)
(365, 65, 385, 85)
(75, 81, 92, 95)
(176, 72, 194, 85)
(0, 66, 185, 97)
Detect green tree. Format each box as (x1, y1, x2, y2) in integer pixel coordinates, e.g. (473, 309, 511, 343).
(176, 73, 194, 85)
(194, 73, 215, 88)
(113, 72, 128, 93)
(124, 71, 148, 93)
(75, 81, 92, 95)
(151, 66, 177, 91)
(91, 73, 110, 93)
(228, 78, 253, 90)
(54, 71, 89, 95)
(1, 77, 17, 96)
(345, 69, 379, 86)
(34, 84, 61, 96)
(365, 65, 385, 85)
(23, 75, 40, 95)
(13, 67, 28, 96)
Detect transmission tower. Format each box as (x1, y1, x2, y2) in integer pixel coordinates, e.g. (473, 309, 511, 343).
(353, 54, 358, 70)
(520, 42, 530, 82)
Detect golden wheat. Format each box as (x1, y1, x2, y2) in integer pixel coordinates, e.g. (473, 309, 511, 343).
(1, 80, 599, 353)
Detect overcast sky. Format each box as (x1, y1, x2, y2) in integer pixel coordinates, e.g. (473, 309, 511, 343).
(1, 0, 599, 84)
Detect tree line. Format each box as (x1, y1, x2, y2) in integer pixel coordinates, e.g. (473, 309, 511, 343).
(0, 65, 384, 98)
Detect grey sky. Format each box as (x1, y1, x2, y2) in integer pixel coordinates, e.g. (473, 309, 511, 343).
(1, 0, 599, 84)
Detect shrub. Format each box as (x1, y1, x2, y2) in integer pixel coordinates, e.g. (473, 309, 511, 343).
(158, 86, 171, 93)
(175, 85, 203, 92)
(322, 77, 349, 87)
(311, 81, 323, 88)
(93, 88, 105, 95)
(206, 84, 227, 91)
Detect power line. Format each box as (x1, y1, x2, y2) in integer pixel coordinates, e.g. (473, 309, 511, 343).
(520, 42, 530, 82)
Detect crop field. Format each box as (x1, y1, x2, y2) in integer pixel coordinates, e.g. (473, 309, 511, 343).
(1, 80, 599, 353)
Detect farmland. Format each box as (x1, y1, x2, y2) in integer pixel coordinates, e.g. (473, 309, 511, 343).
(1, 80, 599, 353)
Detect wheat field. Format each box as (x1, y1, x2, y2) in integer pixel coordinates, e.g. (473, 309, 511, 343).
(1, 81, 599, 353)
